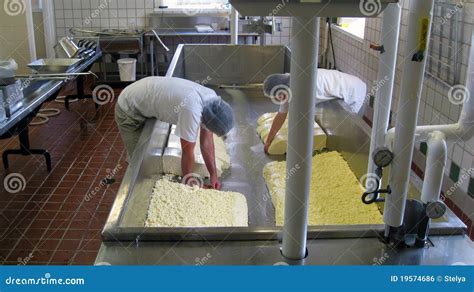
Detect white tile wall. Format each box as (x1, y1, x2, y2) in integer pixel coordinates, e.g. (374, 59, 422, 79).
(54, 0, 155, 38)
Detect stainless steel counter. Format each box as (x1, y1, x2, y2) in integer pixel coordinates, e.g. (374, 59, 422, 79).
(0, 53, 102, 136)
(97, 45, 473, 265)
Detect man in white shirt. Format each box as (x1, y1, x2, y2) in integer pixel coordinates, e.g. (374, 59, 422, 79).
(115, 77, 234, 190)
(262, 71, 367, 154)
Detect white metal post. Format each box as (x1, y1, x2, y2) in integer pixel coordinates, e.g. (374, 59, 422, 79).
(231, 8, 239, 45)
(421, 131, 447, 204)
(367, 3, 401, 190)
(384, 0, 435, 227)
(282, 17, 320, 260)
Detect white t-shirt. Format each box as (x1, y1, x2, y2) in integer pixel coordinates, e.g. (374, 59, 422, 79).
(118, 77, 219, 143)
(279, 69, 367, 113)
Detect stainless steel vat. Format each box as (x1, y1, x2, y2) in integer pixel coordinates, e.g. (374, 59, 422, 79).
(102, 45, 466, 242)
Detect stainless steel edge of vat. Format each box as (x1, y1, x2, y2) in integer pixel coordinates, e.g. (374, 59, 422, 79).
(102, 225, 385, 242)
(102, 44, 467, 242)
(102, 119, 170, 235)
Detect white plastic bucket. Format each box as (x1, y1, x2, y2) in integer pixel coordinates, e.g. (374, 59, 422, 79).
(117, 58, 137, 82)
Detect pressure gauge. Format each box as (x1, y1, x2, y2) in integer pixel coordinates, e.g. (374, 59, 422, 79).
(373, 147, 394, 168)
(426, 201, 447, 219)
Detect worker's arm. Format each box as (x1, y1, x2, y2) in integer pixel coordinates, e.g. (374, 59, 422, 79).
(200, 127, 221, 190)
(264, 112, 288, 154)
(180, 138, 198, 186)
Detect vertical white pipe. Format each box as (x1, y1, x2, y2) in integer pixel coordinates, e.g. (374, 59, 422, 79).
(230, 8, 239, 45)
(421, 131, 447, 204)
(367, 3, 402, 190)
(282, 17, 320, 260)
(25, 0, 37, 62)
(458, 34, 474, 137)
(384, 0, 435, 227)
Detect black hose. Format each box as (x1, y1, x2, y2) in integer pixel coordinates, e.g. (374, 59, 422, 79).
(326, 18, 337, 70)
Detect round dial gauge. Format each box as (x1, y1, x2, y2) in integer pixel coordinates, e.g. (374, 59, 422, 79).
(426, 201, 447, 219)
(373, 148, 394, 168)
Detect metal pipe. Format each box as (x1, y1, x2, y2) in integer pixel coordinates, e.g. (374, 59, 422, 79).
(421, 131, 447, 204)
(282, 16, 320, 260)
(384, 0, 435, 227)
(230, 8, 239, 45)
(150, 29, 170, 52)
(385, 31, 474, 149)
(366, 3, 401, 191)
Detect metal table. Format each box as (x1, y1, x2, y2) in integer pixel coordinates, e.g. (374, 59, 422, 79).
(0, 53, 102, 171)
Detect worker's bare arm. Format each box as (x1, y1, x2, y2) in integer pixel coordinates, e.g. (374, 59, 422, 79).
(180, 138, 197, 185)
(264, 112, 288, 154)
(200, 127, 221, 190)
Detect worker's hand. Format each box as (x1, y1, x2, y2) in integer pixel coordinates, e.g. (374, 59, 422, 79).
(206, 175, 222, 190)
(264, 140, 272, 154)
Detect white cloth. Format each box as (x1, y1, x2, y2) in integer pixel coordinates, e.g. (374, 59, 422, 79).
(279, 69, 367, 113)
(118, 77, 219, 143)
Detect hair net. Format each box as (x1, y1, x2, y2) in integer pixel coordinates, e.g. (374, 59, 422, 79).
(202, 99, 234, 137)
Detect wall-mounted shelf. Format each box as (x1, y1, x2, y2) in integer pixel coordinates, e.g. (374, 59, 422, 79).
(229, 0, 398, 17)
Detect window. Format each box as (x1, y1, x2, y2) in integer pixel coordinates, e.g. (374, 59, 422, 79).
(427, 1, 463, 86)
(335, 18, 366, 40)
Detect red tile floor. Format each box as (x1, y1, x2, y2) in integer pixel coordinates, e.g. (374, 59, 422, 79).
(0, 84, 126, 265)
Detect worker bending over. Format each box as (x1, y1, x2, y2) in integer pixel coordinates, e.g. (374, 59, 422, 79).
(262, 70, 366, 153)
(115, 77, 234, 190)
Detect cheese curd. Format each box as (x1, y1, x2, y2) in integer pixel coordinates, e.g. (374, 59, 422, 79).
(256, 112, 327, 155)
(145, 179, 248, 227)
(163, 127, 231, 177)
(263, 151, 384, 226)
